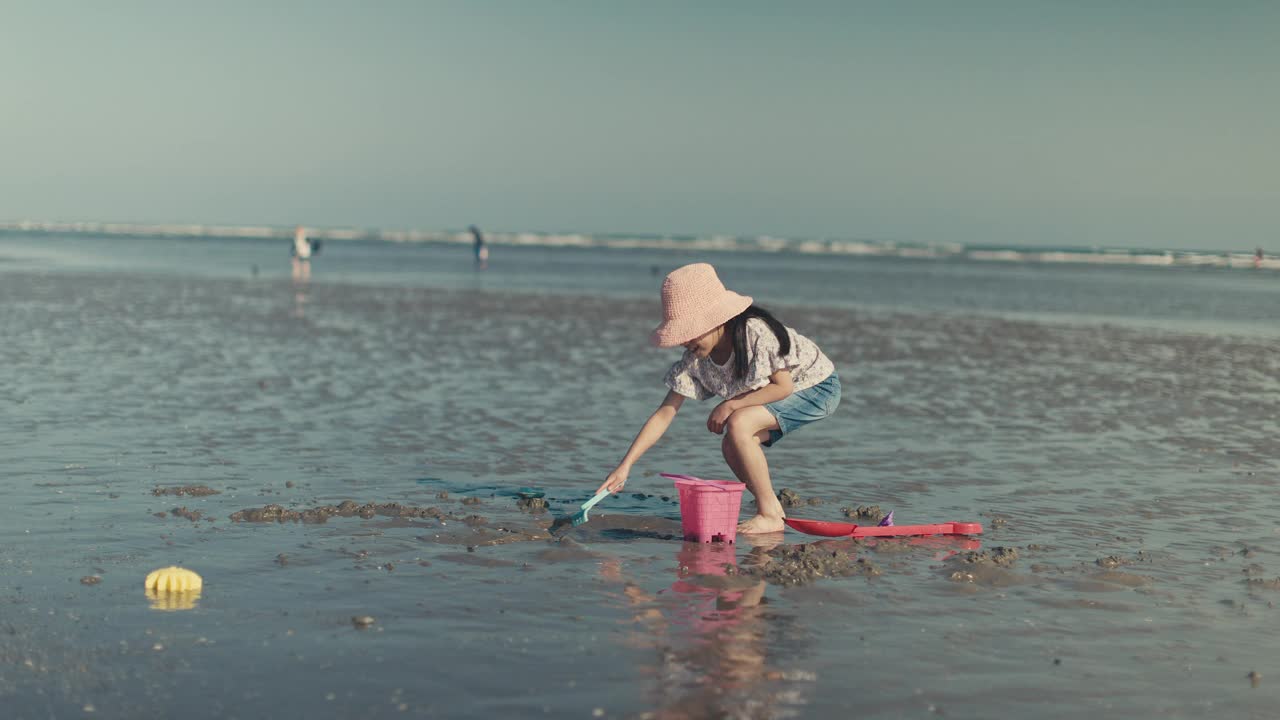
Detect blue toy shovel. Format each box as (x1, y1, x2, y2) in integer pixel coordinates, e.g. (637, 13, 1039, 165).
(549, 490, 612, 536)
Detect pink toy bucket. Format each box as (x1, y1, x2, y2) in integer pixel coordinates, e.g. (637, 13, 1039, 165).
(663, 473, 745, 544)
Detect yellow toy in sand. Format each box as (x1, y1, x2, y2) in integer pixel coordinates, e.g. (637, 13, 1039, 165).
(144, 566, 203, 610)
(145, 566, 203, 592)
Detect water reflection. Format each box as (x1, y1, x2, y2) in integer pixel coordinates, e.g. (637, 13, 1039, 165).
(292, 286, 309, 318)
(605, 539, 810, 719)
(145, 588, 201, 611)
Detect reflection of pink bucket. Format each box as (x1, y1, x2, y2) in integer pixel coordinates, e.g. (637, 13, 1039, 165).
(671, 543, 746, 636)
(676, 542, 738, 579)
(665, 473, 745, 544)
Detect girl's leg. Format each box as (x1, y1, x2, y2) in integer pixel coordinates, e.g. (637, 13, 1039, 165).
(720, 406, 786, 534)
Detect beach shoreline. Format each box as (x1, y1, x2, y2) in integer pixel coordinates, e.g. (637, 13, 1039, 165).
(4, 260, 1280, 718)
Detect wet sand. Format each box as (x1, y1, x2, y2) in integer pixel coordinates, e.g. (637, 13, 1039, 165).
(4, 267, 1280, 718)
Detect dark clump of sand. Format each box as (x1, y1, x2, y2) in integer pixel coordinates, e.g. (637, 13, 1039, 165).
(571, 515, 683, 542)
(152, 485, 220, 497)
(777, 488, 827, 508)
(517, 497, 548, 513)
(169, 506, 205, 522)
(842, 505, 887, 522)
(230, 500, 449, 524)
(944, 547, 1024, 585)
(778, 489, 803, 508)
(744, 543, 881, 587)
(954, 547, 1019, 568)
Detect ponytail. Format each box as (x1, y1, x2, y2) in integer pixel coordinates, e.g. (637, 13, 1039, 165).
(724, 306, 790, 380)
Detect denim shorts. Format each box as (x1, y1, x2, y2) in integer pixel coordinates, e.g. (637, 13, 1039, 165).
(762, 372, 841, 447)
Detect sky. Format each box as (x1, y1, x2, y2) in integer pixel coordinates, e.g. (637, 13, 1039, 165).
(1, 0, 1277, 250)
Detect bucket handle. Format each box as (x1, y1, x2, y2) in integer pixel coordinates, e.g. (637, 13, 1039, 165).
(660, 472, 733, 491)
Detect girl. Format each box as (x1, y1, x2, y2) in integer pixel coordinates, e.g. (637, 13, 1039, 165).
(598, 263, 840, 534)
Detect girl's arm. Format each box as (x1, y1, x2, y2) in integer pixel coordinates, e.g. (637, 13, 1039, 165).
(730, 368, 795, 409)
(707, 369, 794, 434)
(598, 390, 686, 494)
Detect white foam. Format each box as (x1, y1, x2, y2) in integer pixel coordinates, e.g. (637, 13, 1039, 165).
(2, 219, 1275, 273)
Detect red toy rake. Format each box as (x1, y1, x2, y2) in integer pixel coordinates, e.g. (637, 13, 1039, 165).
(784, 517, 983, 538)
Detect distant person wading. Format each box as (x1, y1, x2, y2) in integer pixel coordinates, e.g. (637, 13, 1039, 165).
(470, 225, 489, 269)
(291, 225, 321, 281)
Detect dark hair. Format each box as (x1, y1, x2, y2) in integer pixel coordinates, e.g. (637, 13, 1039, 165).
(724, 305, 790, 380)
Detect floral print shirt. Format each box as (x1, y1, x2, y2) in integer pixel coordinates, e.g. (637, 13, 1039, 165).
(663, 318, 836, 401)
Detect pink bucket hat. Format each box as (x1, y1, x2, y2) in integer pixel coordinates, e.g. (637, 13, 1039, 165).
(650, 263, 753, 348)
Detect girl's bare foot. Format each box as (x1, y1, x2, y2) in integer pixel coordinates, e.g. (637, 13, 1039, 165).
(738, 514, 786, 534)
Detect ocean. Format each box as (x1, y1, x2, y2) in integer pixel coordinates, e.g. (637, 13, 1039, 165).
(3, 229, 1280, 719)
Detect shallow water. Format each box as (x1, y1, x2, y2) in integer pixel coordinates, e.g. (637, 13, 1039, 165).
(4, 236, 1280, 718)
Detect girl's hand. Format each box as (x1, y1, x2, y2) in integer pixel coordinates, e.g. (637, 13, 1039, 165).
(707, 401, 736, 434)
(598, 466, 630, 495)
